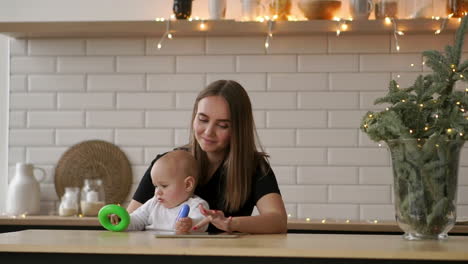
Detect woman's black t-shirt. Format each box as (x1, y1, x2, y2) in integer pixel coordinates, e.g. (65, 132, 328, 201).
(132, 152, 281, 233)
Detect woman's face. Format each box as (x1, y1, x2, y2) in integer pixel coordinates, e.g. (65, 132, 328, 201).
(193, 95, 232, 158)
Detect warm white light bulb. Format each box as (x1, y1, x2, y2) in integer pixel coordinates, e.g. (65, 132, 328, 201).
(384, 17, 392, 25)
(167, 33, 173, 39)
(435, 29, 441, 35)
(157, 43, 162, 50)
(340, 23, 348, 30)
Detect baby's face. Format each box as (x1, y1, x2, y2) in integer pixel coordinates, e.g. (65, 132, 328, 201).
(151, 165, 191, 209)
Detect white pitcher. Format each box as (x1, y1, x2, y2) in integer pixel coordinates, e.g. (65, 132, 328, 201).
(6, 163, 45, 215)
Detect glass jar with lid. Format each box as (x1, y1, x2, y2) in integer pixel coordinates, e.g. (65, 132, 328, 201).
(80, 179, 106, 216)
(58, 187, 80, 217)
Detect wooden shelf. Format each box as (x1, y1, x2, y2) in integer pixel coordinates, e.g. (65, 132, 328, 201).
(0, 19, 461, 38)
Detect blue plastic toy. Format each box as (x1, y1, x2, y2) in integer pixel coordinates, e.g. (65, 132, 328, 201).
(176, 204, 190, 221)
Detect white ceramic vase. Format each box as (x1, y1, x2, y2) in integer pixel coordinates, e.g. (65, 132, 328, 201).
(209, 0, 227, 19)
(6, 163, 45, 215)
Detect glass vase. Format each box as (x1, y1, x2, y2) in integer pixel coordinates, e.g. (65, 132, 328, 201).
(387, 138, 463, 240)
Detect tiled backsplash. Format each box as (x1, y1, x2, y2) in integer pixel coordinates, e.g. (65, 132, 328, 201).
(8, 33, 468, 220)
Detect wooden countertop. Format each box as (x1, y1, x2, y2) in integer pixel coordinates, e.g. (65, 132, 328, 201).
(2, 215, 467, 233)
(0, 229, 467, 261)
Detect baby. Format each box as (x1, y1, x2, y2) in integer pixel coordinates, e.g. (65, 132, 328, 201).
(114, 150, 209, 233)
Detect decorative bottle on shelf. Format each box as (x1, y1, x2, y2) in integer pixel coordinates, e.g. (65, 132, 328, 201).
(58, 187, 80, 217)
(173, 0, 193, 19)
(80, 178, 106, 216)
(6, 163, 45, 216)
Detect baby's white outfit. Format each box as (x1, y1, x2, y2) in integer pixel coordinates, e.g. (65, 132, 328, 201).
(128, 195, 209, 232)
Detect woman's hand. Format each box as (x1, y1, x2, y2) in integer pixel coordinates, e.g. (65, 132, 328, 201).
(192, 204, 233, 232)
(175, 217, 193, 234)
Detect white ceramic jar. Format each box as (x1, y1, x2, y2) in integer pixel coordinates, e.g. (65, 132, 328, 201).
(6, 163, 45, 215)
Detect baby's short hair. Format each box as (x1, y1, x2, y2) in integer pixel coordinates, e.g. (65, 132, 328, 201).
(158, 150, 198, 182)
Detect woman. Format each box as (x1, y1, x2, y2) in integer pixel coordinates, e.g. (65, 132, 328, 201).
(128, 80, 287, 234)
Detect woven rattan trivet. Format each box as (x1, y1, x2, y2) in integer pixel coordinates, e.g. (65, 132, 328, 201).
(54, 140, 132, 204)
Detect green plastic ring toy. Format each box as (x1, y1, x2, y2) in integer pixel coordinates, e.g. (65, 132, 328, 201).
(98, 204, 130, 232)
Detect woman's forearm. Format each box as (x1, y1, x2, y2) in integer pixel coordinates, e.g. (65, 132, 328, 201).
(230, 213, 287, 234)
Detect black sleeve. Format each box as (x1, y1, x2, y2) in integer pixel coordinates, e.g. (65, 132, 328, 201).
(252, 160, 281, 204)
(132, 153, 165, 203)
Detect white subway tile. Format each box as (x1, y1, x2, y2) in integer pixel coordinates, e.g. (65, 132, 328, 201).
(10, 111, 26, 128)
(56, 129, 114, 145)
(40, 184, 59, 201)
(11, 57, 55, 73)
(10, 39, 26, 55)
(329, 185, 391, 204)
(58, 57, 114, 73)
(281, 185, 327, 203)
(328, 148, 390, 166)
(257, 129, 295, 147)
(117, 56, 175, 73)
(146, 111, 191, 128)
(297, 166, 359, 184)
(34, 165, 54, 184)
(359, 167, 393, 184)
(267, 148, 326, 166)
(207, 73, 267, 91)
(86, 111, 143, 128)
(237, 55, 296, 72)
(27, 147, 67, 164)
(132, 165, 149, 184)
(272, 166, 296, 185)
(29, 39, 85, 55)
(328, 110, 367, 128)
(8, 147, 25, 165)
(87, 39, 144, 55)
(10, 75, 27, 92)
(175, 128, 190, 146)
(28, 111, 83, 128)
(176, 92, 198, 109)
(299, 92, 359, 109)
(148, 74, 205, 91)
(299, 55, 358, 72)
(268, 73, 328, 91)
(359, 130, 384, 147)
(360, 54, 423, 72)
(10, 93, 55, 110)
(330, 73, 390, 91)
(144, 147, 175, 164)
(9, 129, 54, 146)
(146, 37, 204, 55)
(121, 147, 145, 165)
(329, 34, 390, 53)
(267, 35, 327, 54)
(297, 129, 358, 147)
(115, 129, 173, 146)
(39, 201, 59, 215)
(267, 110, 327, 128)
(298, 204, 359, 220)
(88, 74, 145, 92)
(254, 111, 266, 128)
(458, 205, 468, 218)
(250, 92, 296, 109)
(58, 93, 114, 109)
(360, 91, 389, 110)
(391, 33, 452, 53)
(459, 167, 468, 185)
(177, 56, 235, 73)
(117, 93, 174, 109)
(206, 37, 264, 54)
(458, 186, 468, 204)
(360, 205, 395, 221)
(285, 204, 297, 218)
(29, 75, 85, 92)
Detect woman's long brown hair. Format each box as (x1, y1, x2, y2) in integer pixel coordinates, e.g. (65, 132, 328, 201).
(189, 80, 268, 213)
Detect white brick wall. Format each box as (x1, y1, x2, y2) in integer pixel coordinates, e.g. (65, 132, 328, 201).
(8, 34, 468, 221)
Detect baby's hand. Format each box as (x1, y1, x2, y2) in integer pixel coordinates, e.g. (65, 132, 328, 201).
(175, 217, 193, 234)
(109, 214, 120, 225)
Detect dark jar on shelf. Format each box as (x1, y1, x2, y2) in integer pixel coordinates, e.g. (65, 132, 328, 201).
(173, 0, 193, 19)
